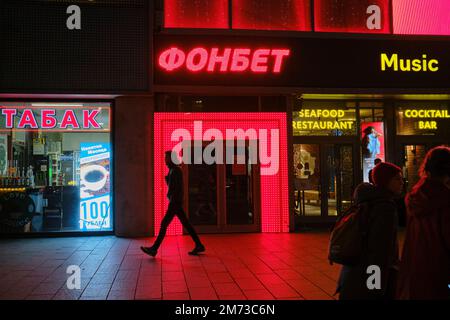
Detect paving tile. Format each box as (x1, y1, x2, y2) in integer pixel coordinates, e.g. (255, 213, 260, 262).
(107, 290, 135, 300)
(208, 272, 235, 284)
(162, 280, 188, 294)
(163, 292, 190, 300)
(243, 289, 274, 300)
(0, 232, 387, 300)
(213, 283, 243, 296)
(189, 286, 218, 300)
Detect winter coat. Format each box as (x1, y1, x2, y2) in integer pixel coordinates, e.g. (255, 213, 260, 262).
(337, 183, 399, 300)
(397, 177, 450, 300)
(165, 165, 183, 203)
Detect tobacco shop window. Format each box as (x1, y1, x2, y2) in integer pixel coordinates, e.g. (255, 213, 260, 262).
(292, 101, 357, 136)
(396, 102, 450, 136)
(359, 102, 385, 183)
(0, 102, 112, 234)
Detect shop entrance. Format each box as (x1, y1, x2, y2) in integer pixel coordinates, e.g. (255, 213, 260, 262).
(182, 141, 261, 233)
(294, 143, 355, 219)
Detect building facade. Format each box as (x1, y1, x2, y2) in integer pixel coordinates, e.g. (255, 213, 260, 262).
(0, 0, 449, 237)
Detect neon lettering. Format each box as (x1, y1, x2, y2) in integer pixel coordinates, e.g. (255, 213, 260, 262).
(381, 53, 439, 72)
(251, 49, 270, 72)
(158, 47, 185, 71)
(41, 109, 57, 129)
(83, 110, 101, 128)
(18, 109, 38, 129)
(1, 109, 16, 128)
(158, 47, 291, 73)
(186, 47, 208, 72)
(60, 110, 80, 129)
(207, 48, 231, 72)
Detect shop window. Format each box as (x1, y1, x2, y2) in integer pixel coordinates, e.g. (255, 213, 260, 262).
(232, 0, 312, 31)
(392, 0, 450, 36)
(292, 101, 357, 136)
(396, 103, 450, 136)
(0, 102, 112, 234)
(314, 0, 390, 33)
(164, 0, 229, 29)
(360, 107, 385, 183)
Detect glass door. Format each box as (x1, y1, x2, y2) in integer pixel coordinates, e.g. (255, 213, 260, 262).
(401, 144, 428, 192)
(323, 144, 354, 216)
(293, 143, 354, 217)
(222, 142, 260, 232)
(293, 144, 322, 216)
(184, 141, 260, 233)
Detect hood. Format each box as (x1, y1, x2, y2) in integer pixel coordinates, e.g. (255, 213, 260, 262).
(353, 182, 394, 204)
(406, 177, 450, 217)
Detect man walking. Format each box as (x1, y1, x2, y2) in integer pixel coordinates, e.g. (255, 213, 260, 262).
(141, 151, 205, 257)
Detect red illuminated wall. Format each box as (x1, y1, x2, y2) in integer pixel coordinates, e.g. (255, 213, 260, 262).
(154, 113, 289, 236)
(314, 0, 390, 33)
(164, 0, 229, 29)
(392, 0, 450, 36)
(232, 0, 312, 31)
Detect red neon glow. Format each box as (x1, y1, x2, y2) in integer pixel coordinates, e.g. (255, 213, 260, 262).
(392, 0, 450, 36)
(251, 49, 270, 72)
(230, 48, 251, 71)
(158, 47, 291, 73)
(18, 109, 38, 129)
(314, 0, 390, 33)
(164, 0, 229, 29)
(154, 113, 290, 236)
(207, 48, 232, 72)
(186, 47, 209, 72)
(233, 0, 312, 31)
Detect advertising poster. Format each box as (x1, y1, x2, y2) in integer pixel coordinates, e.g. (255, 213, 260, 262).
(361, 122, 385, 183)
(79, 143, 112, 230)
(0, 134, 7, 175)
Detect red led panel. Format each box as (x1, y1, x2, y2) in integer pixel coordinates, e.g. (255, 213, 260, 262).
(392, 0, 450, 36)
(164, 0, 229, 29)
(314, 0, 390, 33)
(153, 113, 290, 236)
(232, 0, 312, 31)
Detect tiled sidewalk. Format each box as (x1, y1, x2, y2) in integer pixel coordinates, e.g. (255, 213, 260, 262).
(0, 232, 343, 300)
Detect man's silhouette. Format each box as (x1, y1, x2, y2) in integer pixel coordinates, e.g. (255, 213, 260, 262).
(141, 151, 205, 257)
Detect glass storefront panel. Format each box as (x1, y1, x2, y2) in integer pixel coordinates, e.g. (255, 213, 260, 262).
(360, 106, 385, 183)
(402, 144, 427, 192)
(293, 144, 322, 216)
(293, 101, 357, 136)
(396, 103, 450, 136)
(324, 144, 353, 216)
(0, 102, 112, 233)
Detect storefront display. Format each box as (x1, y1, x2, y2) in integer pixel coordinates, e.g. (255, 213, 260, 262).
(361, 122, 385, 182)
(0, 102, 112, 233)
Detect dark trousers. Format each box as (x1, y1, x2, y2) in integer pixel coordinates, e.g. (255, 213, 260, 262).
(153, 201, 202, 250)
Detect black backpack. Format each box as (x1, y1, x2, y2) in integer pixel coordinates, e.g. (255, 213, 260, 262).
(328, 202, 372, 266)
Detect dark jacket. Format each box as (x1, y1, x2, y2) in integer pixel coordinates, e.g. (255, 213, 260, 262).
(338, 183, 399, 300)
(397, 177, 450, 300)
(165, 165, 183, 203)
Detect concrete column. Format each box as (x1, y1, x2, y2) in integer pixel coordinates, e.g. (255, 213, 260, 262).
(114, 96, 154, 237)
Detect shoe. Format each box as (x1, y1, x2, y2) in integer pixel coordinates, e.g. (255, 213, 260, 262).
(141, 246, 157, 257)
(188, 244, 205, 255)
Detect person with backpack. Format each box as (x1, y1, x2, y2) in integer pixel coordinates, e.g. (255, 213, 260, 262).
(397, 146, 450, 300)
(335, 162, 403, 300)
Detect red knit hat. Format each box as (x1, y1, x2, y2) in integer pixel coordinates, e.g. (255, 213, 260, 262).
(372, 162, 402, 188)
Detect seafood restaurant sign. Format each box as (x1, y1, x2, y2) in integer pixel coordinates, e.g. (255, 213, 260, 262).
(154, 34, 450, 89)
